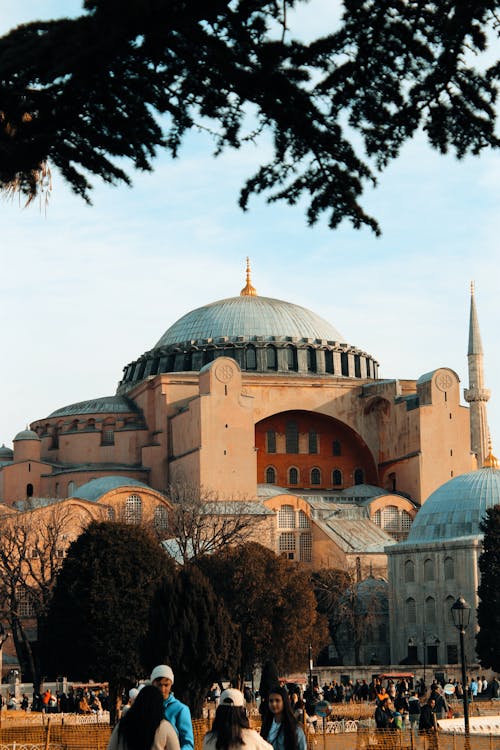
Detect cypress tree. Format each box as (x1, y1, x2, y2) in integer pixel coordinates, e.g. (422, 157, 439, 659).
(477, 506, 500, 671)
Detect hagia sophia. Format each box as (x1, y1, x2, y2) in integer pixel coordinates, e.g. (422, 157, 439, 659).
(0, 261, 497, 671)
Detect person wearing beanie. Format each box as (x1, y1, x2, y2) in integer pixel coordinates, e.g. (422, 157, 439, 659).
(151, 665, 194, 750)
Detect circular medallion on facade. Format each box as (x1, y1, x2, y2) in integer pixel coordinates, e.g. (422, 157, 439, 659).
(215, 363, 234, 383)
(435, 372, 453, 391)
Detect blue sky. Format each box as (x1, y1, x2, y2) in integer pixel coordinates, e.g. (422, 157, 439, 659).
(2, 2, 500, 461)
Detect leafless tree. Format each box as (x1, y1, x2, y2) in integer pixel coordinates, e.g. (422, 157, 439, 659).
(164, 482, 262, 564)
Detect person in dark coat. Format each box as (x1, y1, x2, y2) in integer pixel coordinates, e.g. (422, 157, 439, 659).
(375, 697, 394, 730)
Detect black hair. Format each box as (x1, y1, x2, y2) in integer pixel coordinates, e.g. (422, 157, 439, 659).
(261, 685, 299, 750)
(118, 686, 164, 750)
(207, 704, 250, 750)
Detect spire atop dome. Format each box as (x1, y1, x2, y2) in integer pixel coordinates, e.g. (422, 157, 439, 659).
(483, 436, 498, 468)
(240, 257, 257, 297)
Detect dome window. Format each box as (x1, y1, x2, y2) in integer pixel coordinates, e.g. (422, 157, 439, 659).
(307, 347, 317, 373)
(325, 349, 334, 374)
(288, 467, 299, 485)
(266, 346, 277, 371)
(286, 347, 298, 371)
(341, 352, 349, 376)
(354, 354, 361, 377)
(245, 346, 257, 370)
(332, 469, 343, 486)
(124, 494, 143, 524)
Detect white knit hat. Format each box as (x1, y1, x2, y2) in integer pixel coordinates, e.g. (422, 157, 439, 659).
(150, 665, 175, 684)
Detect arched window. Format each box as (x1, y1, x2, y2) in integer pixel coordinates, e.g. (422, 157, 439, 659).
(245, 346, 257, 370)
(373, 509, 381, 526)
(288, 467, 299, 485)
(308, 431, 318, 454)
(68, 481, 76, 497)
(311, 468, 321, 485)
(68, 419, 79, 432)
(325, 350, 334, 374)
(266, 346, 277, 370)
(444, 556, 454, 580)
(286, 347, 297, 371)
(86, 418, 96, 430)
(154, 505, 169, 532)
(101, 418, 115, 446)
(124, 494, 143, 524)
(404, 559, 415, 583)
(286, 421, 299, 453)
(307, 347, 316, 373)
(298, 510, 310, 528)
(26, 483, 33, 498)
(332, 440, 341, 456)
(424, 558, 434, 582)
(278, 505, 295, 529)
(266, 430, 276, 454)
(406, 597, 416, 624)
(332, 469, 342, 486)
(341, 352, 349, 376)
(354, 468, 364, 484)
(50, 426, 59, 450)
(354, 354, 361, 377)
(445, 595, 456, 624)
(382, 505, 399, 530)
(425, 596, 436, 624)
(17, 588, 35, 618)
(265, 466, 277, 484)
(299, 533, 312, 562)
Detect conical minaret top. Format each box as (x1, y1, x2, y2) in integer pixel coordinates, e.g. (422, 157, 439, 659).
(240, 257, 257, 297)
(464, 282, 490, 467)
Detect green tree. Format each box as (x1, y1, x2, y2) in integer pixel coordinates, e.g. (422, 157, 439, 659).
(477, 505, 500, 671)
(197, 542, 328, 679)
(41, 521, 174, 722)
(1, 2, 499, 232)
(143, 563, 240, 717)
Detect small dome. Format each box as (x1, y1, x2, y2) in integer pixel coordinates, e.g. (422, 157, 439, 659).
(13, 429, 40, 442)
(0, 444, 13, 459)
(406, 467, 500, 543)
(73, 476, 150, 502)
(155, 295, 346, 347)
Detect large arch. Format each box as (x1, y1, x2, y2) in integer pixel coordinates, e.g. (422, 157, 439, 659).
(255, 410, 378, 490)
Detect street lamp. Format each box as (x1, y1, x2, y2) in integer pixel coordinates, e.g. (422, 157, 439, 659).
(451, 596, 471, 735)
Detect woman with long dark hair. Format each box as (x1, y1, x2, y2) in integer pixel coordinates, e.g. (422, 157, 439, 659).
(203, 689, 272, 750)
(260, 686, 307, 750)
(107, 685, 180, 750)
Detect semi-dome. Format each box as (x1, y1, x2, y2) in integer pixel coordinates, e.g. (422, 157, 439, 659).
(73, 476, 150, 502)
(49, 395, 141, 418)
(405, 466, 500, 544)
(118, 262, 379, 392)
(155, 295, 346, 348)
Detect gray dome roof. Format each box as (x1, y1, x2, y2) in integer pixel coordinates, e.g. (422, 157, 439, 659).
(0, 444, 13, 459)
(73, 476, 150, 502)
(406, 467, 500, 543)
(13, 429, 40, 442)
(49, 395, 140, 418)
(155, 295, 346, 347)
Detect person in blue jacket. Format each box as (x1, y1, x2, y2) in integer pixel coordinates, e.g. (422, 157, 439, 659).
(151, 665, 194, 750)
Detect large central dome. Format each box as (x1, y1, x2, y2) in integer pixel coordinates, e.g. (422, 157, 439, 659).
(117, 261, 379, 392)
(155, 295, 346, 348)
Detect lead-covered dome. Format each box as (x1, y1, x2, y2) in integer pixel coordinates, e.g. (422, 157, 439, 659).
(118, 262, 379, 392)
(405, 466, 500, 543)
(155, 295, 345, 348)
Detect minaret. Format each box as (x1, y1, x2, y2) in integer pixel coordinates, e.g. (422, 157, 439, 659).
(464, 282, 490, 466)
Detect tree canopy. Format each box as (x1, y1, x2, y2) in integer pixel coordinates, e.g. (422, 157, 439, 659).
(477, 505, 500, 671)
(41, 521, 174, 720)
(1, 1, 499, 232)
(196, 541, 328, 677)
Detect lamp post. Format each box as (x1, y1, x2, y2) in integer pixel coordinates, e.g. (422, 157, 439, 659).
(451, 596, 471, 736)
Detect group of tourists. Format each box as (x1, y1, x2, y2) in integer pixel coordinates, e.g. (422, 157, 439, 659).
(107, 666, 307, 750)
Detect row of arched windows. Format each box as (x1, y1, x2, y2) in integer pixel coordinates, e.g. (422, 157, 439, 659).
(405, 593, 457, 625)
(266, 425, 342, 456)
(404, 556, 454, 583)
(265, 466, 363, 486)
(373, 507, 413, 535)
(277, 505, 311, 529)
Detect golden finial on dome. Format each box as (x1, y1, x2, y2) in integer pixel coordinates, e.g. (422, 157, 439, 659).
(483, 434, 499, 468)
(240, 257, 257, 297)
